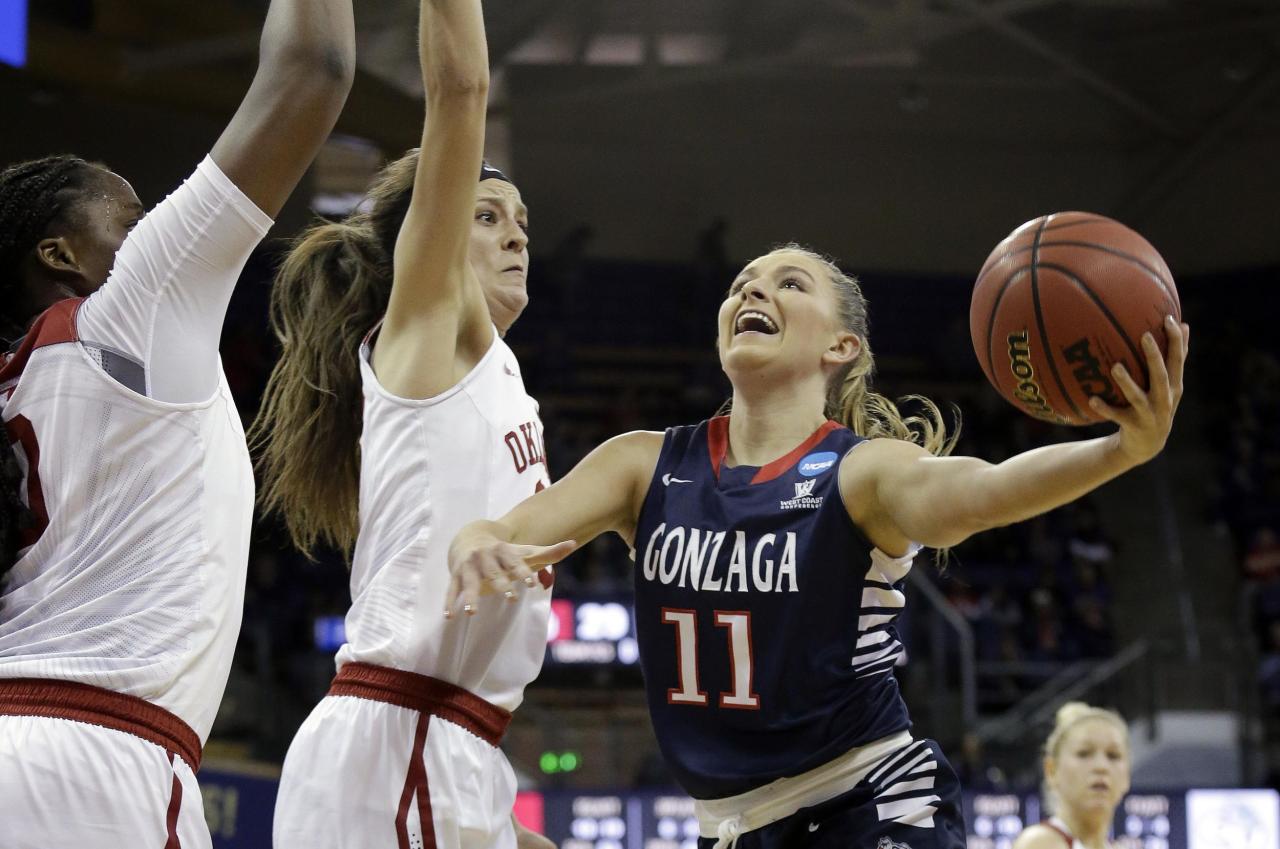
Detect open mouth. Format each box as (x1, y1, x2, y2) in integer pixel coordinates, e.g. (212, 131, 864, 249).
(734, 310, 779, 336)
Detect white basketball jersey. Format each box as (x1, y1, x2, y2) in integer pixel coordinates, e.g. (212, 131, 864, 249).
(0, 300, 253, 740)
(337, 330, 551, 712)
(1046, 817, 1116, 848)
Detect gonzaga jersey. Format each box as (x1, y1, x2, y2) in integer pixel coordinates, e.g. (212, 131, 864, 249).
(336, 329, 551, 712)
(634, 417, 917, 799)
(0, 301, 254, 740)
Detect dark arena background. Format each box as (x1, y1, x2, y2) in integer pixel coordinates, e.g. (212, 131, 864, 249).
(4, 1, 1280, 846)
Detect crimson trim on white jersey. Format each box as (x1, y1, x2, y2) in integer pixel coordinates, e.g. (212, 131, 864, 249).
(0, 298, 82, 388)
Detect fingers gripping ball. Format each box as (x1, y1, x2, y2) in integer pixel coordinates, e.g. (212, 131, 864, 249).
(969, 212, 1181, 426)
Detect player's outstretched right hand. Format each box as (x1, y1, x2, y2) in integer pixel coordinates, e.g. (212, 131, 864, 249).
(446, 526, 576, 618)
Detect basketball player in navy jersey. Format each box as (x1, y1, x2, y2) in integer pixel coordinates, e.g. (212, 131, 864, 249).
(449, 244, 1188, 849)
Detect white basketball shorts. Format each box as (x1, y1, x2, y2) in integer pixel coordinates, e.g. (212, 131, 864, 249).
(273, 662, 518, 849)
(0, 679, 208, 848)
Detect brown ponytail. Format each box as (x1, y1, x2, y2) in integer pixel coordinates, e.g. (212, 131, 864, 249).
(249, 151, 419, 558)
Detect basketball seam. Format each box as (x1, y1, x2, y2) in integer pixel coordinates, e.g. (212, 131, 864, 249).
(1036, 262, 1146, 380)
(984, 267, 1027, 384)
(1038, 215, 1106, 231)
(1031, 217, 1084, 422)
(973, 215, 1105, 289)
(981, 240, 1178, 310)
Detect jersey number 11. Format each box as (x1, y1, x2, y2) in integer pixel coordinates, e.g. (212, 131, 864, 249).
(661, 608, 761, 710)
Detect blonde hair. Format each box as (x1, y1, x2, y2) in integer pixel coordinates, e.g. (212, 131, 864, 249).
(248, 151, 420, 558)
(776, 244, 959, 458)
(1042, 701, 1130, 813)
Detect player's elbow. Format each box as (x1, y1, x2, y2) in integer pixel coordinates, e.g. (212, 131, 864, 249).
(905, 459, 1005, 547)
(263, 41, 357, 102)
(426, 68, 491, 102)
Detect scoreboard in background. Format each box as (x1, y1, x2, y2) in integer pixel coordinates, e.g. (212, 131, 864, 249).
(196, 763, 1280, 849)
(546, 597, 640, 667)
(538, 789, 1278, 849)
(541, 792, 699, 849)
(314, 596, 642, 664)
(965, 792, 1184, 849)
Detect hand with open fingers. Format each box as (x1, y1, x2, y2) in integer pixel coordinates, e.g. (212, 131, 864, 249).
(1088, 315, 1189, 466)
(445, 534, 577, 618)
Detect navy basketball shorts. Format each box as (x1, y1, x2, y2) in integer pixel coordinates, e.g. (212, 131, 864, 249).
(697, 739, 966, 849)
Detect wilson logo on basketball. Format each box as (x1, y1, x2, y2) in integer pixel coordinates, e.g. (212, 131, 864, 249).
(1062, 337, 1123, 407)
(1006, 330, 1062, 423)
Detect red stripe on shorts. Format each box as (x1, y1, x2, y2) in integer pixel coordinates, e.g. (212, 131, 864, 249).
(395, 714, 437, 849)
(165, 752, 184, 849)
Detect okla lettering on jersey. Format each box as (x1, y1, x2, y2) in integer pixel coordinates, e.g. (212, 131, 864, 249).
(503, 418, 546, 473)
(639, 524, 799, 593)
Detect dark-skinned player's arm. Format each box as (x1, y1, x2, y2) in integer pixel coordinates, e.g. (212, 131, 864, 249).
(446, 431, 665, 616)
(373, 0, 496, 400)
(842, 317, 1188, 554)
(210, 0, 356, 217)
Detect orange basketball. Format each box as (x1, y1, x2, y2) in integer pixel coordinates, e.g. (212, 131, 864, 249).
(969, 212, 1181, 426)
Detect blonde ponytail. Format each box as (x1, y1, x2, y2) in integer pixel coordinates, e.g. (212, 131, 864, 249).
(770, 243, 959, 457)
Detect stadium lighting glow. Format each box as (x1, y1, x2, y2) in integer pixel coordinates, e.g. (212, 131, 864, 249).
(0, 0, 27, 68)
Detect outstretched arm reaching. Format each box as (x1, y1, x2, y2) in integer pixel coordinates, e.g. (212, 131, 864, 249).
(844, 317, 1189, 554)
(447, 431, 664, 615)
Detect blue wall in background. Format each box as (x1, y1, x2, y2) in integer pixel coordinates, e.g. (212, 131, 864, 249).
(0, 0, 27, 68)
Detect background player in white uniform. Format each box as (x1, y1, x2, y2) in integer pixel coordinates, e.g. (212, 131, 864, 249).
(448, 245, 1187, 848)
(1014, 703, 1130, 849)
(252, 1, 559, 847)
(0, 2, 354, 846)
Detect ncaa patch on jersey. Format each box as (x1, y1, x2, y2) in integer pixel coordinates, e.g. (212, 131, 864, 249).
(798, 451, 838, 477)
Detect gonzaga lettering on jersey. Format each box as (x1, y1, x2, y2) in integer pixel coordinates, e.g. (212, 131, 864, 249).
(633, 417, 916, 799)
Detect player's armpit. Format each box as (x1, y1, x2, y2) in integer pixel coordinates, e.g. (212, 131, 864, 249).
(840, 438, 992, 552)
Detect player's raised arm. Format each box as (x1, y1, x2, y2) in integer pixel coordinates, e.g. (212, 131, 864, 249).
(843, 317, 1189, 552)
(209, 0, 355, 216)
(373, 0, 495, 399)
(447, 431, 665, 614)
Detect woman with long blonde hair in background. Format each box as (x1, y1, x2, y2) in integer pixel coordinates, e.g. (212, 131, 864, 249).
(1014, 702, 1131, 849)
(449, 243, 1187, 849)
